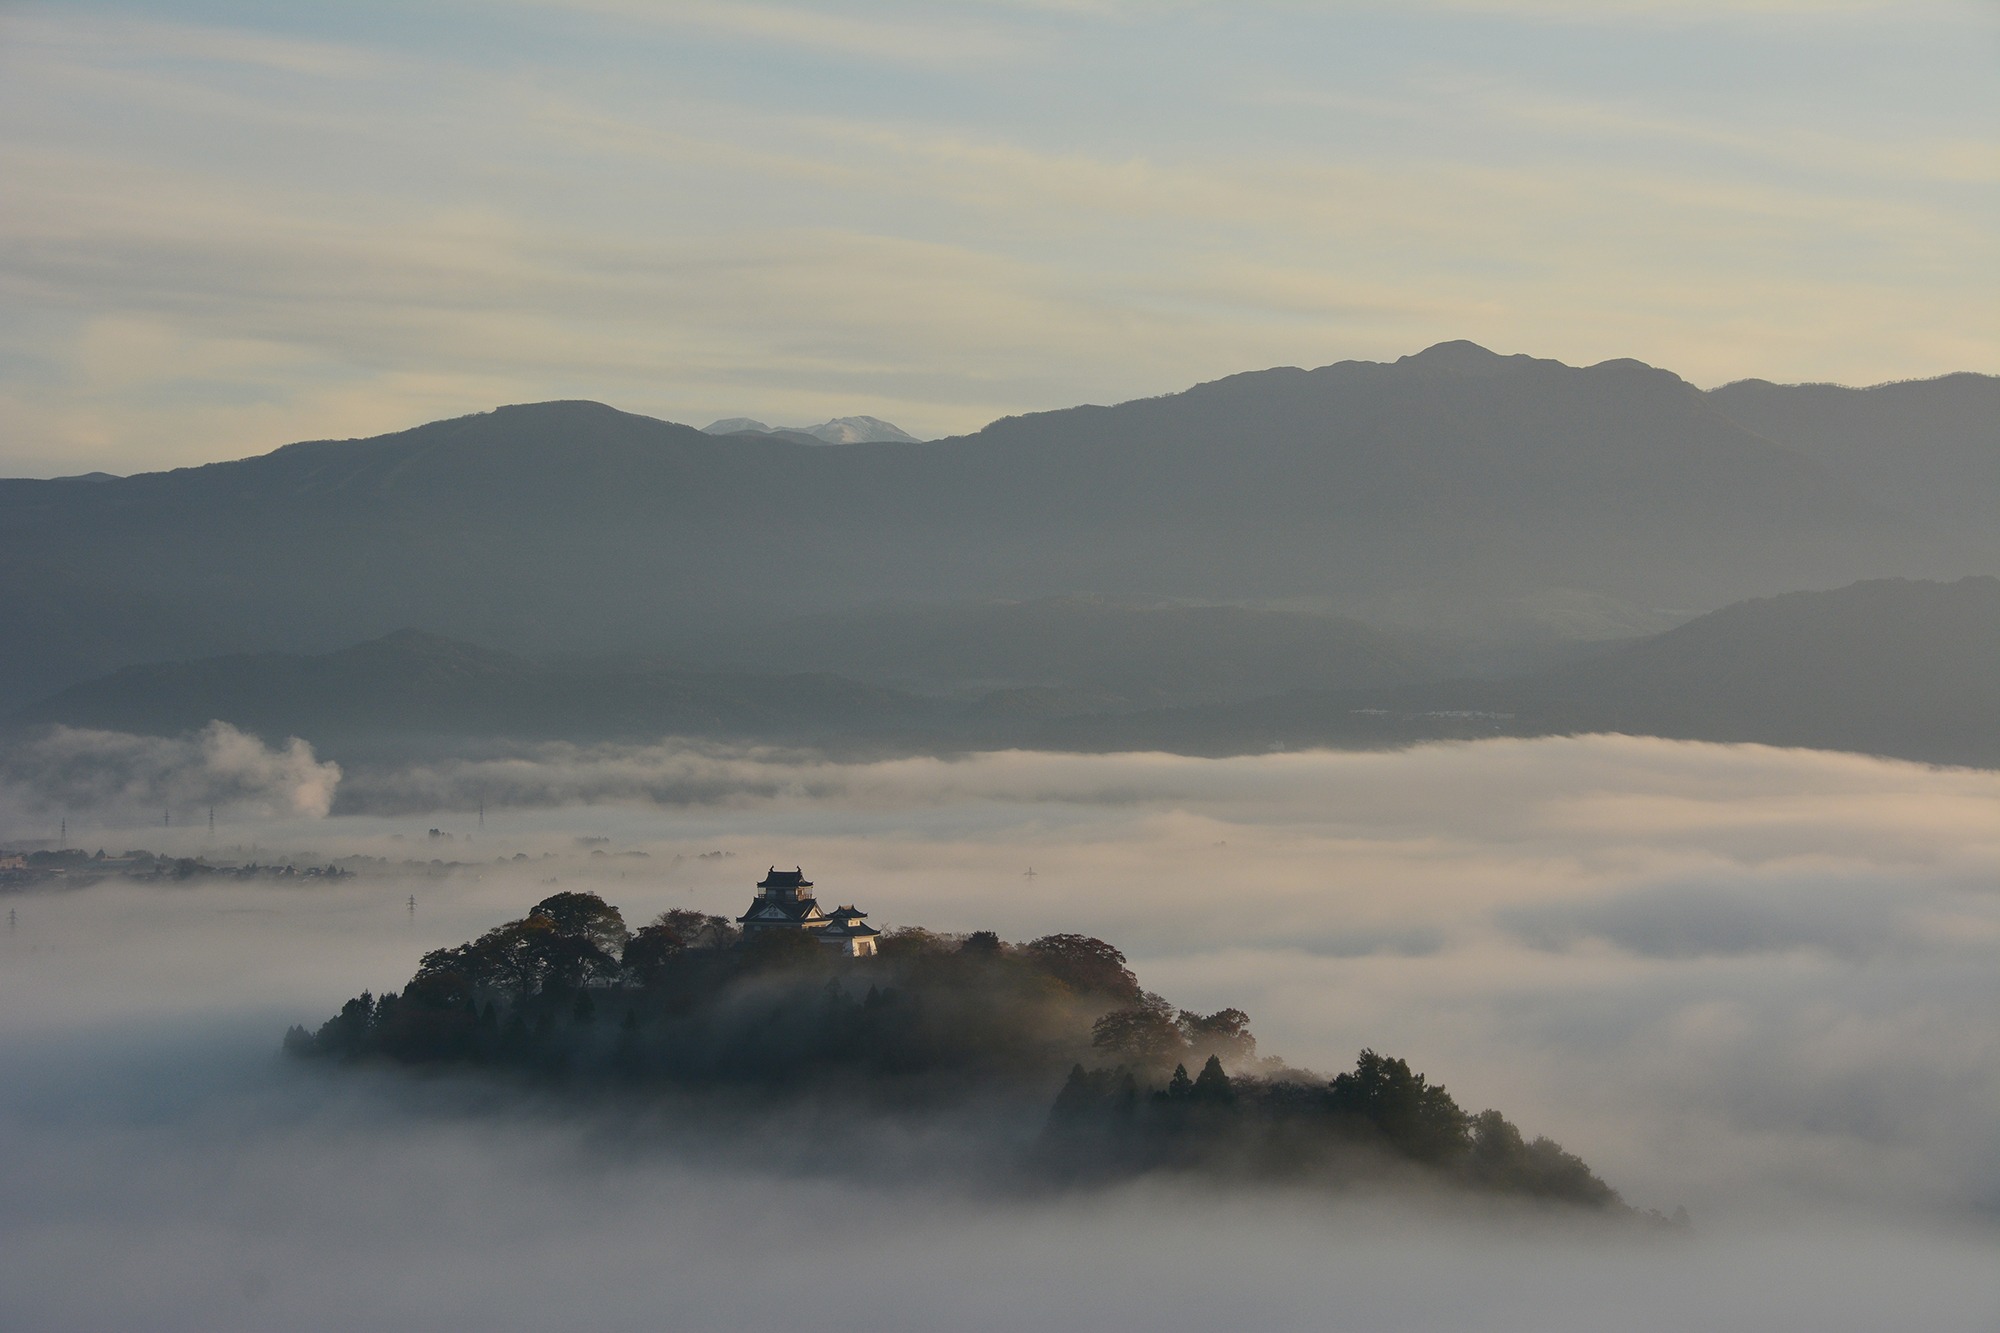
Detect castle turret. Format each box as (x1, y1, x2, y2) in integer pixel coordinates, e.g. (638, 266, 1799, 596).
(756, 867, 813, 901)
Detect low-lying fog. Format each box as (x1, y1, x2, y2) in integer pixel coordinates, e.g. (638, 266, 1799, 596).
(3, 731, 1996, 1330)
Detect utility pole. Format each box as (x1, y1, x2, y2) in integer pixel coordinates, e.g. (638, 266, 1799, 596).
(408, 894, 416, 919)
(59, 818, 65, 848)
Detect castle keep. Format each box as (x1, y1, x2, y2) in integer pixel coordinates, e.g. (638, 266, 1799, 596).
(736, 867, 880, 957)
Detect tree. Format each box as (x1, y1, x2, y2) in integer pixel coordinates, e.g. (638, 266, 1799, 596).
(623, 923, 688, 986)
(1327, 1049, 1470, 1164)
(1092, 997, 1188, 1065)
(307, 991, 375, 1056)
(624, 911, 740, 986)
(1467, 1109, 1619, 1206)
(739, 927, 827, 971)
(652, 909, 735, 950)
(529, 891, 629, 954)
(1026, 934, 1141, 1001)
(878, 926, 958, 960)
(1165, 1063, 1194, 1100)
(1190, 1054, 1235, 1105)
(1178, 1007, 1255, 1060)
(418, 915, 615, 1005)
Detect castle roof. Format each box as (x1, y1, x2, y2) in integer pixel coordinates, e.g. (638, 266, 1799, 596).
(759, 866, 812, 890)
(738, 896, 826, 926)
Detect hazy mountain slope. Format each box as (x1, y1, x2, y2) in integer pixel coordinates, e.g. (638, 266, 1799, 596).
(0, 344, 1969, 709)
(1038, 578, 2000, 767)
(1708, 373, 2000, 535)
(16, 579, 1996, 767)
(0, 554, 231, 706)
(1506, 575, 2000, 764)
(906, 342, 1916, 608)
(13, 629, 934, 747)
(702, 415, 918, 443)
(696, 595, 1443, 701)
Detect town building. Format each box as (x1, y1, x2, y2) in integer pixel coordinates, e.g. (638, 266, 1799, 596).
(736, 867, 881, 957)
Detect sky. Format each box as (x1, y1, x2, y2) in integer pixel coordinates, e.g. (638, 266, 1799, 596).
(2, 732, 1997, 1327)
(0, 0, 1995, 476)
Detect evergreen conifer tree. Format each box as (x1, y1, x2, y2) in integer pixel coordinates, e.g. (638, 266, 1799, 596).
(1191, 1054, 1235, 1105)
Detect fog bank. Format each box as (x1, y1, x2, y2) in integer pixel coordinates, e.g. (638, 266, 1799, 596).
(2, 735, 1996, 1327)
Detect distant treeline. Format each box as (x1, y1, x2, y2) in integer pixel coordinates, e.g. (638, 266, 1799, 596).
(288, 891, 1642, 1213)
(0, 846, 352, 888)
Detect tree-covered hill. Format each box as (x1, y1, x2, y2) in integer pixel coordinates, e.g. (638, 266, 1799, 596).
(288, 888, 1642, 1214)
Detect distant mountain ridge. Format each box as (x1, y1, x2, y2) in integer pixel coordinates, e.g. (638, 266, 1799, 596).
(15, 579, 1998, 770)
(693, 595, 1443, 702)
(1494, 574, 2000, 764)
(702, 415, 920, 444)
(12, 629, 932, 746)
(1706, 374, 2000, 534)
(1035, 577, 2000, 768)
(0, 342, 1992, 710)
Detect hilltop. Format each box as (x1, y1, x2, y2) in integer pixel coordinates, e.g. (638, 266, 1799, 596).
(289, 884, 1645, 1215)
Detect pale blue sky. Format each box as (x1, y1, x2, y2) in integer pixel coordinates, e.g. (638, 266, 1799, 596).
(1, 0, 1994, 474)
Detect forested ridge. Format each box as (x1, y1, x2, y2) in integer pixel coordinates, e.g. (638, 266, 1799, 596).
(289, 889, 1647, 1214)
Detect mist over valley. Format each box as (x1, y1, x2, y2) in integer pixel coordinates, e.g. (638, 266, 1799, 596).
(4, 736, 1999, 1328)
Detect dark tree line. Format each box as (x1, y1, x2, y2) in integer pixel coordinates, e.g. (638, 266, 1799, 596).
(1045, 1048, 1619, 1207)
(285, 891, 1631, 1212)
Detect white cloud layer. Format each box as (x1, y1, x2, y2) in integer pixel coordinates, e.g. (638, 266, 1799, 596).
(2, 734, 1996, 1324)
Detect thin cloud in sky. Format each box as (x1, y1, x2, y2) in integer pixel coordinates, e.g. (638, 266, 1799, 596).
(1395, 0, 1973, 17)
(520, 0, 1026, 64)
(0, 10, 398, 80)
(0, 1, 1992, 473)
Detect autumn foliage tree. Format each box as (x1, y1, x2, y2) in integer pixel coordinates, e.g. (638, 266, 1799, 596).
(1025, 934, 1141, 1002)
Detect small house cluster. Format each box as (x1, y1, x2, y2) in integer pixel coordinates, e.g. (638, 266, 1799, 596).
(736, 867, 880, 957)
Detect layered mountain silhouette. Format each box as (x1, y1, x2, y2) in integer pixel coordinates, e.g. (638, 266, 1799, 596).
(1707, 373, 1999, 535)
(693, 595, 1442, 702)
(1041, 578, 2000, 768)
(13, 629, 931, 746)
(701, 415, 921, 444)
(16, 578, 1998, 769)
(0, 342, 1991, 711)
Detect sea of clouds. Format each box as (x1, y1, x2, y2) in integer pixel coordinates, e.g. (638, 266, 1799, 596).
(2, 730, 1996, 1329)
